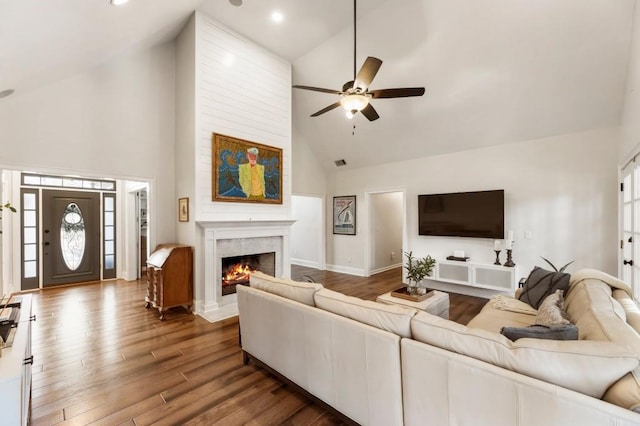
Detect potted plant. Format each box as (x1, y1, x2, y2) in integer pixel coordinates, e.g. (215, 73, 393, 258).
(404, 251, 436, 295)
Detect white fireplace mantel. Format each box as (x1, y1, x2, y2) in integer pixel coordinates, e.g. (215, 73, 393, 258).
(196, 220, 295, 323)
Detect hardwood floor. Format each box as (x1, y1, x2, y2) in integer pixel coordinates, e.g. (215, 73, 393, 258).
(28, 266, 486, 425)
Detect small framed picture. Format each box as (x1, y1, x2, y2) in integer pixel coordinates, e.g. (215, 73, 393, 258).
(333, 195, 356, 235)
(178, 197, 189, 222)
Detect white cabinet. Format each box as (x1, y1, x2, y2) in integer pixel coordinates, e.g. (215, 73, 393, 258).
(0, 294, 33, 426)
(435, 260, 517, 292)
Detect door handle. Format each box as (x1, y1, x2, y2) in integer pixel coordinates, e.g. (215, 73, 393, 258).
(624, 259, 634, 266)
(44, 242, 50, 246)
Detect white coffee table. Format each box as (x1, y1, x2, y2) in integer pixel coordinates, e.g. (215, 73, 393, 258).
(377, 289, 450, 319)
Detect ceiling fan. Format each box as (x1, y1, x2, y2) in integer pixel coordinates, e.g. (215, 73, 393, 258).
(293, 0, 425, 122)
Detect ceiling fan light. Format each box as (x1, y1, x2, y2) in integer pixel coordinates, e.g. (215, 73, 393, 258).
(340, 94, 369, 113)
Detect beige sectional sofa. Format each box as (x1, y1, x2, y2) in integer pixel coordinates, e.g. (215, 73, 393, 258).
(237, 270, 640, 425)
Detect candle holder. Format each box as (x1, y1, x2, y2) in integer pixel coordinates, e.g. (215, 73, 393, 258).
(504, 249, 516, 267)
(494, 250, 501, 265)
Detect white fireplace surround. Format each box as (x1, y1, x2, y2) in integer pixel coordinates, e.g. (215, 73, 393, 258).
(198, 220, 295, 323)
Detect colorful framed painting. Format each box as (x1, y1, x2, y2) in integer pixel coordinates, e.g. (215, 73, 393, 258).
(212, 133, 283, 204)
(178, 197, 189, 222)
(333, 195, 356, 235)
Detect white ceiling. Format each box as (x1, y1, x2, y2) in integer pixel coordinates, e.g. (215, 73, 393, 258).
(0, 0, 636, 171)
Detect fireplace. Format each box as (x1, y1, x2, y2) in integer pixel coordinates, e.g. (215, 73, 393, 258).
(198, 220, 295, 323)
(221, 252, 275, 295)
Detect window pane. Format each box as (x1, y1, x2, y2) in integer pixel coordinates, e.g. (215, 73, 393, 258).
(60, 202, 85, 271)
(105, 226, 114, 240)
(105, 241, 114, 255)
(625, 203, 632, 232)
(24, 227, 36, 244)
(24, 261, 37, 278)
(24, 244, 36, 261)
(23, 210, 36, 227)
(102, 182, 115, 190)
(42, 177, 63, 186)
(105, 212, 114, 226)
(625, 174, 632, 203)
(23, 193, 36, 210)
(23, 176, 40, 185)
(63, 178, 83, 188)
(104, 197, 114, 211)
(105, 255, 114, 269)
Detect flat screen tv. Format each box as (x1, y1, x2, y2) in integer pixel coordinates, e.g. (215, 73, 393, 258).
(418, 190, 504, 238)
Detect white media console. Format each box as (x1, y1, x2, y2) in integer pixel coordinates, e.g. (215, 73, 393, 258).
(434, 259, 518, 292)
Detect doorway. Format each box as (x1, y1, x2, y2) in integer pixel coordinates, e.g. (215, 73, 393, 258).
(366, 190, 405, 277)
(42, 190, 101, 286)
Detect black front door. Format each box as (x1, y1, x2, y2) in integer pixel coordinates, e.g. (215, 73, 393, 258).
(42, 190, 101, 286)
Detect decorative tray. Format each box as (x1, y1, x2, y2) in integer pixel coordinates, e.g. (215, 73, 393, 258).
(390, 287, 433, 302)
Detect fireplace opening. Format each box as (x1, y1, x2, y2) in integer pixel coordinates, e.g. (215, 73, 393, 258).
(221, 252, 275, 296)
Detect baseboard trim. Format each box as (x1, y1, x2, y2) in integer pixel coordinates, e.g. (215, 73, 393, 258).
(370, 263, 402, 275)
(291, 258, 321, 269)
(326, 264, 365, 277)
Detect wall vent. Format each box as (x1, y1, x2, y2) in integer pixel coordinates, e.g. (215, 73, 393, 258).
(334, 159, 347, 167)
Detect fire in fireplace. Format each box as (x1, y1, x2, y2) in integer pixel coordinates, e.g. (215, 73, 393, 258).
(221, 252, 275, 296)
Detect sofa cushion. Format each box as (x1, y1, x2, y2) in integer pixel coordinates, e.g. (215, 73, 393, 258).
(500, 324, 578, 341)
(410, 311, 639, 398)
(518, 267, 571, 309)
(314, 288, 417, 338)
(535, 290, 570, 327)
(249, 271, 323, 306)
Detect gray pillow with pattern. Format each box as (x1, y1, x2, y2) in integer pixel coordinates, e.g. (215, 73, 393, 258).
(517, 267, 570, 309)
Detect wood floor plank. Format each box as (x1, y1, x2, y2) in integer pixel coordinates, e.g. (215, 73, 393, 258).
(27, 266, 487, 425)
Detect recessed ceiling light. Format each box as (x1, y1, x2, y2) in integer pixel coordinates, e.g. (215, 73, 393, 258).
(271, 11, 284, 23)
(110, 0, 129, 6)
(0, 89, 14, 99)
(229, 0, 243, 6)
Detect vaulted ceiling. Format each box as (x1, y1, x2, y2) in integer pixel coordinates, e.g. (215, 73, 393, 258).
(1, 0, 635, 171)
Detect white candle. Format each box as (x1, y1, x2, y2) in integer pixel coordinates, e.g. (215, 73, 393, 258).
(507, 230, 514, 241)
(506, 240, 513, 250)
(494, 240, 501, 251)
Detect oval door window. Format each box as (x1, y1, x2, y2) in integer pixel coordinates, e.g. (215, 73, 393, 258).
(60, 202, 85, 270)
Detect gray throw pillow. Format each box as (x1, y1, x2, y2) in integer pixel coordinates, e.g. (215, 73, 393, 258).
(500, 324, 579, 341)
(517, 267, 570, 309)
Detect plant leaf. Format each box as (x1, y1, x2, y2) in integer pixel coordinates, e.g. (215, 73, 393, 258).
(558, 261, 575, 273)
(540, 256, 558, 272)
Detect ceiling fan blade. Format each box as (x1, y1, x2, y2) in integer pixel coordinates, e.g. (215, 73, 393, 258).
(293, 85, 342, 95)
(354, 57, 383, 90)
(311, 101, 342, 117)
(370, 87, 426, 98)
(360, 103, 380, 121)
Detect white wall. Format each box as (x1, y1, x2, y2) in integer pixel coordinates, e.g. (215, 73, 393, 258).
(620, 2, 640, 163)
(0, 42, 177, 249)
(291, 195, 324, 269)
(193, 13, 292, 223)
(292, 127, 328, 196)
(369, 192, 403, 273)
(327, 128, 619, 290)
(175, 14, 197, 248)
